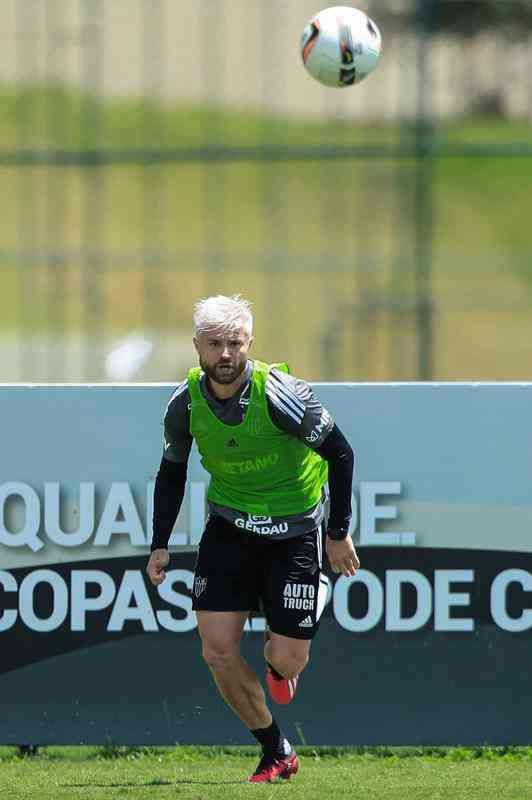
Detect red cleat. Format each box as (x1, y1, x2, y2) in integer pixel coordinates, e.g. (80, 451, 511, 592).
(248, 751, 299, 783)
(266, 666, 300, 705)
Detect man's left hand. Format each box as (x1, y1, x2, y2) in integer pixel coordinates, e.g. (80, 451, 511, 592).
(326, 535, 360, 577)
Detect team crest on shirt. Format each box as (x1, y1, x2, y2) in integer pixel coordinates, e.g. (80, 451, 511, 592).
(194, 576, 207, 597)
(248, 419, 266, 435)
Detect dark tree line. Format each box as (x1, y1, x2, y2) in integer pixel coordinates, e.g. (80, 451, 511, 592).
(418, 0, 532, 36)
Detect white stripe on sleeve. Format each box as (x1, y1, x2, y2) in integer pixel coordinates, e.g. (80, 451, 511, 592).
(266, 385, 305, 424)
(269, 372, 306, 411)
(266, 381, 305, 420)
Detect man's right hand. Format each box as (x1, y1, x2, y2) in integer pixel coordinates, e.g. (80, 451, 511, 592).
(146, 548, 170, 586)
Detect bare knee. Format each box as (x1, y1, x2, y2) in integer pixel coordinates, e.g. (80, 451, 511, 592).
(269, 647, 309, 679)
(197, 611, 247, 673)
(202, 640, 240, 672)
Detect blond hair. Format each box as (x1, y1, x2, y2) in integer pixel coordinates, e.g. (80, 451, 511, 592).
(193, 294, 253, 337)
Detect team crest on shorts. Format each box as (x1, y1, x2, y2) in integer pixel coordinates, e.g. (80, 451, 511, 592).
(194, 576, 207, 597)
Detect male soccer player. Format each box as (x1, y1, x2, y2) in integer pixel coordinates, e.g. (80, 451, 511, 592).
(146, 294, 358, 782)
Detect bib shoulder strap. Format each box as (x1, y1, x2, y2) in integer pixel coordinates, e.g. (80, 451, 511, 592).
(270, 361, 290, 375)
(187, 367, 202, 397)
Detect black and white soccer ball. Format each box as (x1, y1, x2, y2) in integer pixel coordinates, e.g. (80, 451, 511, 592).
(300, 6, 382, 88)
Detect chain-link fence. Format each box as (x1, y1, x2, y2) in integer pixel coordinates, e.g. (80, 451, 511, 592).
(2, 0, 532, 382)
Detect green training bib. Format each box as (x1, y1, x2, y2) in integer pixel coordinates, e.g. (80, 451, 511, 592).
(188, 360, 328, 517)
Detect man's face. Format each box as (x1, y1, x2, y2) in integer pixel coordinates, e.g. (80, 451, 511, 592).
(193, 325, 253, 386)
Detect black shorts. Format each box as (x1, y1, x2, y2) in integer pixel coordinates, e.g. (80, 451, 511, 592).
(192, 515, 329, 640)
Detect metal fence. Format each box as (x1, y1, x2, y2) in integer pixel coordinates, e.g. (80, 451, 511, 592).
(2, 0, 532, 382)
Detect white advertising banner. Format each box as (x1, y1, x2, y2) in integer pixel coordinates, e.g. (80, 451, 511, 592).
(1, 383, 531, 745)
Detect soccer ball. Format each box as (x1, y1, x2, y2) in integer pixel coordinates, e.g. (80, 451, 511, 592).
(300, 6, 382, 88)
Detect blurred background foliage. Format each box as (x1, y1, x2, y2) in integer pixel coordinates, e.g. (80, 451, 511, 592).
(1, 0, 531, 383)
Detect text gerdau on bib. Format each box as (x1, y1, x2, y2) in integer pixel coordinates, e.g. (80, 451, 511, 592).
(188, 360, 328, 517)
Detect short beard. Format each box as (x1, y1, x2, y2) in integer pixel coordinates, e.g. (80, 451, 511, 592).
(200, 357, 248, 386)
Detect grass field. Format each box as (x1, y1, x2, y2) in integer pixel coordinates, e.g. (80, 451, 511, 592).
(1, 746, 532, 800)
(1, 85, 532, 380)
